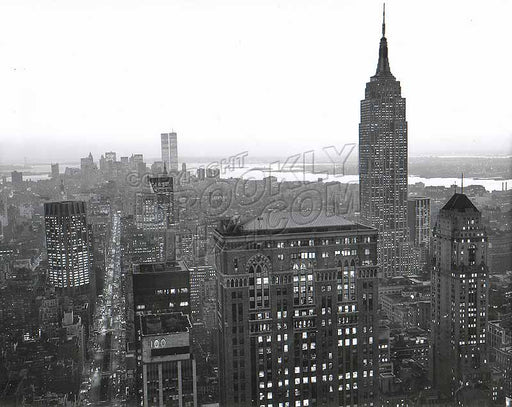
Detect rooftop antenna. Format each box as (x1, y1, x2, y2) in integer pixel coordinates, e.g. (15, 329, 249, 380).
(382, 3, 386, 37)
(461, 173, 464, 194)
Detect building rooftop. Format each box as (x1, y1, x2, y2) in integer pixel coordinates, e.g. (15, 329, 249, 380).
(490, 318, 512, 336)
(149, 174, 173, 193)
(217, 210, 373, 237)
(133, 260, 188, 274)
(141, 313, 191, 336)
(44, 200, 87, 216)
(441, 193, 479, 212)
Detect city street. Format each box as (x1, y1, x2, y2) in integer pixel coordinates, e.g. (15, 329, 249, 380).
(80, 211, 127, 406)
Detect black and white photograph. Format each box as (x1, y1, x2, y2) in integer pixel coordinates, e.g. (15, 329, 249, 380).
(0, 1, 511, 406)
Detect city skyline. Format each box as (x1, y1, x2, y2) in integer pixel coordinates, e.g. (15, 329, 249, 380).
(0, 0, 511, 163)
(0, 3, 511, 406)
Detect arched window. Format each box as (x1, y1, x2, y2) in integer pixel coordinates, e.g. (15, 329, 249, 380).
(245, 254, 271, 275)
(246, 254, 272, 309)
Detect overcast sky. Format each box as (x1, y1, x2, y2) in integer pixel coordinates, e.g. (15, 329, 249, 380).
(0, 0, 511, 164)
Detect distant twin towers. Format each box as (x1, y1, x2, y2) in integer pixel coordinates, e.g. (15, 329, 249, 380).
(160, 132, 178, 172)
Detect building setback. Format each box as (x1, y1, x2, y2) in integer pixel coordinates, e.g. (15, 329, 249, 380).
(214, 211, 380, 406)
(359, 6, 410, 277)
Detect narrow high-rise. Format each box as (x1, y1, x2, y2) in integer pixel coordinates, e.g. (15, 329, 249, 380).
(128, 261, 194, 406)
(161, 132, 179, 172)
(431, 193, 489, 399)
(408, 196, 431, 271)
(359, 6, 410, 277)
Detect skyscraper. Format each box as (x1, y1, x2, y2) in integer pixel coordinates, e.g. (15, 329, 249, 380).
(214, 212, 380, 406)
(161, 132, 179, 172)
(51, 163, 60, 179)
(431, 193, 489, 399)
(131, 261, 191, 318)
(133, 169, 175, 264)
(11, 171, 23, 185)
(132, 171, 176, 261)
(359, 6, 410, 277)
(139, 313, 197, 407)
(128, 261, 193, 406)
(135, 192, 167, 232)
(408, 197, 431, 271)
(148, 171, 175, 228)
(44, 201, 94, 296)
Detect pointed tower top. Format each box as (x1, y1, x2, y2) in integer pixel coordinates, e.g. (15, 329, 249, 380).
(375, 3, 392, 77)
(382, 3, 386, 37)
(461, 173, 464, 194)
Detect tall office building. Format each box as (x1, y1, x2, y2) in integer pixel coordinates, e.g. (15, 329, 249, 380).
(11, 171, 23, 185)
(161, 132, 179, 172)
(488, 319, 512, 402)
(131, 261, 191, 318)
(359, 6, 410, 277)
(128, 261, 193, 406)
(44, 201, 94, 296)
(133, 171, 176, 262)
(148, 171, 175, 228)
(105, 151, 116, 162)
(214, 212, 380, 407)
(431, 193, 489, 399)
(139, 313, 197, 407)
(51, 163, 60, 178)
(189, 265, 216, 323)
(408, 197, 431, 271)
(135, 192, 167, 232)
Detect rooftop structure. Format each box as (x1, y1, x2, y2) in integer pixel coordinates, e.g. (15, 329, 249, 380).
(218, 210, 373, 237)
(141, 312, 191, 336)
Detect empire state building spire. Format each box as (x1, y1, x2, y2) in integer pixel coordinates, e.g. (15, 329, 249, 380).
(382, 2, 386, 36)
(359, 4, 410, 277)
(376, 3, 392, 76)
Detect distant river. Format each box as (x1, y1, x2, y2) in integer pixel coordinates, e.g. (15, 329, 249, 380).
(9, 162, 511, 192)
(187, 162, 510, 192)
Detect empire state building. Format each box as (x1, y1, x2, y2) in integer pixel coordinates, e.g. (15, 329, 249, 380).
(359, 6, 410, 277)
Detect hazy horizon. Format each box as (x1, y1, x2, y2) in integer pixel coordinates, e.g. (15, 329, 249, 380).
(1, 0, 511, 163)
(1, 152, 511, 168)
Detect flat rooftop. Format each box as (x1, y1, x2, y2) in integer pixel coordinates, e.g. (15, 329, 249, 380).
(141, 313, 191, 336)
(133, 260, 188, 274)
(217, 210, 374, 237)
(490, 318, 512, 336)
